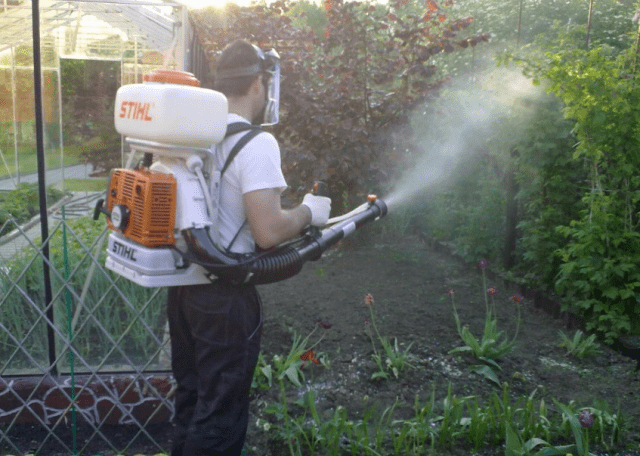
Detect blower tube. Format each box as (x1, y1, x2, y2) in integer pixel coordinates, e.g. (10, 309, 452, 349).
(182, 198, 388, 285)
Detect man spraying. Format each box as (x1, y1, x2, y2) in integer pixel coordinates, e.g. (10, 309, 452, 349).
(167, 40, 331, 456)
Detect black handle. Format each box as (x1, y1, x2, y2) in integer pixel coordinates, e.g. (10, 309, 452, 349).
(93, 199, 111, 221)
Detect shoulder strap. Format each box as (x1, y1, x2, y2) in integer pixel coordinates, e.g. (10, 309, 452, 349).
(216, 122, 264, 253)
(220, 122, 263, 177)
(225, 121, 257, 136)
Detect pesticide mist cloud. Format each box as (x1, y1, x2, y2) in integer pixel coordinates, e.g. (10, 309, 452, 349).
(385, 136, 463, 210)
(385, 68, 541, 212)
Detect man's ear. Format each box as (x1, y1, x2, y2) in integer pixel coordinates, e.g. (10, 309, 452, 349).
(249, 75, 262, 95)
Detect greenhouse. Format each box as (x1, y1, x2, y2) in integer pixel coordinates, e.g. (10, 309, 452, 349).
(0, 0, 208, 187)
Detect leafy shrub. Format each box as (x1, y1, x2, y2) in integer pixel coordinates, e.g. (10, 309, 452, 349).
(555, 210, 640, 343)
(513, 94, 582, 290)
(0, 183, 65, 232)
(507, 27, 640, 341)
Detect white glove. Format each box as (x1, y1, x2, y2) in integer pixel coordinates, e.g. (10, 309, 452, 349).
(302, 193, 331, 227)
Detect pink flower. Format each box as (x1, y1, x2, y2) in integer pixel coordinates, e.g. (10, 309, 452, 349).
(364, 293, 374, 307)
(511, 293, 523, 303)
(314, 318, 332, 329)
(478, 258, 488, 269)
(486, 286, 497, 296)
(578, 409, 594, 428)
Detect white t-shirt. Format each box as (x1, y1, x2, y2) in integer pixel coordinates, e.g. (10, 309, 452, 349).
(214, 114, 287, 254)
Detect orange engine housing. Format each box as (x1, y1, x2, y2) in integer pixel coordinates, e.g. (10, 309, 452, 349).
(106, 168, 177, 246)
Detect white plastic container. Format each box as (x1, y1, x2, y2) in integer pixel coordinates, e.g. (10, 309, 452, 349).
(114, 69, 228, 147)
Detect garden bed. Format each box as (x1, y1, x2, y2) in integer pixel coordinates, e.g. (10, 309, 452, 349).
(247, 232, 639, 455)
(2, 233, 638, 455)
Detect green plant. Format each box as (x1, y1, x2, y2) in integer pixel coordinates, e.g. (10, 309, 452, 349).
(504, 401, 627, 456)
(262, 382, 298, 456)
(552, 402, 597, 456)
(390, 388, 438, 454)
(257, 370, 627, 456)
(0, 183, 66, 231)
(348, 401, 395, 456)
(251, 352, 273, 392)
(448, 259, 521, 386)
(451, 172, 506, 263)
(555, 212, 640, 342)
(465, 395, 492, 450)
(505, 422, 550, 456)
(557, 330, 600, 358)
(591, 403, 625, 452)
(436, 383, 472, 450)
(558, 402, 625, 454)
(273, 320, 331, 388)
(510, 95, 581, 292)
(260, 321, 331, 456)
(363, 293, 414, 380)
(290, 389, 357, 456)
(504, 24, 640, 342)
(500, 387, 554, 456)
(517, 389, 552, 445)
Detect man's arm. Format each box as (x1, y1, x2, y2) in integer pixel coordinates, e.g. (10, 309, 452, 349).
(244, 188, 312, 250)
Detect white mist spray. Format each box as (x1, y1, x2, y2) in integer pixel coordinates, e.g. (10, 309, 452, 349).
(384, 68, 541, 213)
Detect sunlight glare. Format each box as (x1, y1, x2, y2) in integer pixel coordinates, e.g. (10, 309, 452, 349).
(177, 0, 253, 9)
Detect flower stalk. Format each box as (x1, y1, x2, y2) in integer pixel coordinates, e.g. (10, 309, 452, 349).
(449, 259, 522, 385)
(363, 293, 414, 379)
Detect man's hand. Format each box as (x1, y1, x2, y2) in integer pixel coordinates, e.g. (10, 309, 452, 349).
(302, 193, 331, 227)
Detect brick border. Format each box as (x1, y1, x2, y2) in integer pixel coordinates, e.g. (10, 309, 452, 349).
(0, 373, 175, 426)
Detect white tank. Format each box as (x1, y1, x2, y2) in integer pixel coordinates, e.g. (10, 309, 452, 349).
(114, 69, 228, 148)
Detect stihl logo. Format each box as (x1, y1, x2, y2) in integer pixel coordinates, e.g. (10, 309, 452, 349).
(112, 240, 138, 262)
(119, 101, 154, 121)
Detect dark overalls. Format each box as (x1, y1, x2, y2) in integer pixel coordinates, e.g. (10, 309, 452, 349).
(167, 281, 262, 456)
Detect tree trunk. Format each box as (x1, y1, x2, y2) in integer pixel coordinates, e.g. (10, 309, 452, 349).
(503, 148, 518, 270)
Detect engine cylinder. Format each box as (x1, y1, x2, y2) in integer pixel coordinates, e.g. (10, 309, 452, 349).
(106, 168, 176, 246)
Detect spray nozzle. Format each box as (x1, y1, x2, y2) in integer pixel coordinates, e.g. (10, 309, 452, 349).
(312, 181, 328, 197)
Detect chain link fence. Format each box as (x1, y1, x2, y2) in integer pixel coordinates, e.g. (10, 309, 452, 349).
(0, 193, 175, 455)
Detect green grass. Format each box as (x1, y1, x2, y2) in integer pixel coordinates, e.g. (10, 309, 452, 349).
(61, 178, 108, 192)
(0, 146, 84, 179)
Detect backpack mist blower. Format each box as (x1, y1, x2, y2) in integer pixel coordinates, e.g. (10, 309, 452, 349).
(93, 69, 387, 287)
